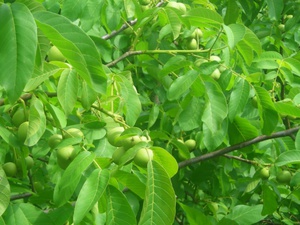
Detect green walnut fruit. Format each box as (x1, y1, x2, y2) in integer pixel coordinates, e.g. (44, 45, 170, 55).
(3, 162, 17, 177)
(34, 181, 44, 193)
(211, 68, 221, 80)
(252, 96, 258, 108)
(18, 121, 29, 143)
(107, 127, 125, 147)
(276, 170, 292, 184)
(139, 0, 151, 5)
(48, 134, 63, 149)
(167, 2, 186, 14)
(112, 147, 126, 165)
(191, 28, 203, 39)
(184, 139, 196, 152)
(25, 156, 34, 169)
(64, 128, 84, 139)
(57, 145, 76, 169)
(47, 46, 66, 62)
(12, 108, 28, 127)
(122, 135, 142, 150)
(134, 148, 154, 168)
(187, 38, 198, 50)
(259, 167, 270, 180)
(278, 24, 285, 32)
(210, 55, 221, 62)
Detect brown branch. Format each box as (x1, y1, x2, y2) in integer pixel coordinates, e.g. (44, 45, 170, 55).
(178, 126, 300, 168)
(101, 19, 138, 40)
(0, 92, 57, 106)
(106, 50, 143, 67)
(10, 192, 32, 201)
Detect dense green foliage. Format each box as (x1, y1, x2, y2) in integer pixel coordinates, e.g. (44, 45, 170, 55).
(1, 0, 300, 224)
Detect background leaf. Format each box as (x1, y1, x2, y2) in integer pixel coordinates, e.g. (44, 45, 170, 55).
(0, 3, 37, 103)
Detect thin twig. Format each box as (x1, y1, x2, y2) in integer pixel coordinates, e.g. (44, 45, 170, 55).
(101, 19, 138, 40)
(178, 127, 300, 168)
(223, 154, 258, 165)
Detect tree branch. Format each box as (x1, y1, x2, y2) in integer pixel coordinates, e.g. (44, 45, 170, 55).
(10, 192, 32, 201)
(178, 127, 300, 168)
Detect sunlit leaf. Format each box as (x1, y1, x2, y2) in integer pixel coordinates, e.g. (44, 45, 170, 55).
(57, 69, 79, 115)
(106, 185, 137, 225)
(0, 3, 37, 103)
(34, 11, 107, 93)
(0, 168, 10, 217)
(138, 161, 176, 225)
(226, 204, 266, 224)
(74, 169, 110, 224)
(25, 96, 46, 146)
(167, 70, 199, 101)
(53, 151, 95, 207)
(275, 150, 300, 166)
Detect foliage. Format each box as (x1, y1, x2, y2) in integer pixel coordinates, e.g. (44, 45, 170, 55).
(0, 0, 300, 224)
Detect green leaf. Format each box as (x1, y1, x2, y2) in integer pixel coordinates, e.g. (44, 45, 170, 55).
(225, 24, 246, 49)
(164, 8, 182, 40)
(2, 203, 54, 225)
(138, 161, 176, 225)
(185, 7, 223, 28)
(167, 70, 199, 101)
(106, 185, 137, 225)
(152, 147, 178, 178)
(228, 117, 258, 145)
(0, 126, 19, 148)
(224, 0, 240, 25)
(0, 3, 37, 103)
(61, 0, 85, 21)
(74, 169, 110, 224)
(178, 202, 211, 225)
(228, 78, 250, 120)
(274, 101, 300, 118)
(45, 103, 67, 129)
(253, 51, 282, 69)
(178, 97, 204, 131)
(113, 170, 146, 199)
(81, 80, 97, 109)
(24, 63, 60, 92)
(226, 204, 266, 225)
(115, 75, 142, 126)
(202, 81, 228, 133)
(148, 104, 160, 129)
(266, 0, 283, 21)
(53, 151, 95, 207)
(159, 56, 191, 77)
(57, 69, 79, 115)
(236, 28, 262, 65)
(34, 11, 107, 94)
(275, 150, 300, 166)
(25, 96, 46, 146)
(0, 168, 10, 217)
(283, 58, 300, 76)
(255, 86, 278, 134)
(262, 184, 278, 215)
